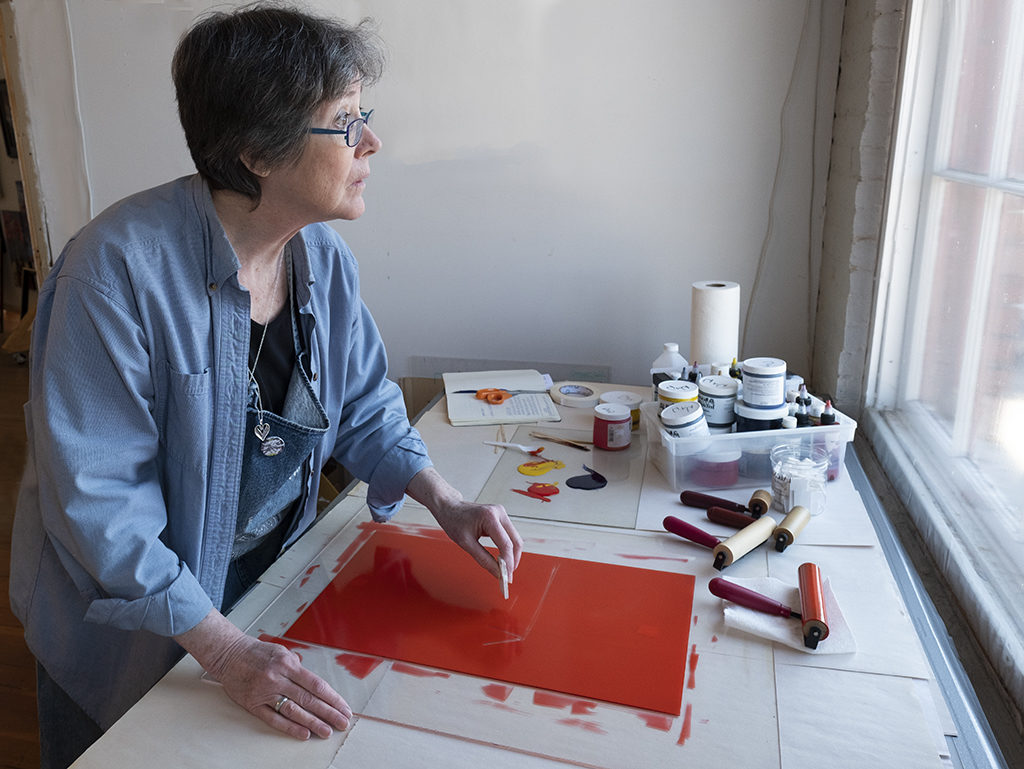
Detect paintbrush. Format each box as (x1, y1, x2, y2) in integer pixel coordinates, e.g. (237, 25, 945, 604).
(529, 431, 591, 451)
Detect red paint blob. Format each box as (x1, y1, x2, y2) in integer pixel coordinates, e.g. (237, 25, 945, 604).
(676, 703, 693, 745)
(687, 644, 699, 690)
(335, 653, 384, 680)
(482, 684, 514, 702)
(638, 713, 674, 732)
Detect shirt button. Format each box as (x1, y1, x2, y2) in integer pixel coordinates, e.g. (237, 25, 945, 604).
(208, 282, 217, 291)
(311, 372, 318, 381)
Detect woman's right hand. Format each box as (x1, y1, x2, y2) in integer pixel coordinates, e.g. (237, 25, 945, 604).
(175, 609, 352, 740)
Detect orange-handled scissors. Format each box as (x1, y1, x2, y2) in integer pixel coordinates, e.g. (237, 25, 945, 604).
(452, 388, 549, 404)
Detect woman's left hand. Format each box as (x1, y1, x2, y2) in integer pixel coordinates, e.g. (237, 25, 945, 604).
(406, 467, 523, 582)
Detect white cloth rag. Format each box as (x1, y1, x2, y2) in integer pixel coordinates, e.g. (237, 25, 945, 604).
(720, 576, 856, 654)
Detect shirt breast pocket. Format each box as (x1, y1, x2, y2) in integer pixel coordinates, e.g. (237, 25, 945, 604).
(157, 361, 212, 469)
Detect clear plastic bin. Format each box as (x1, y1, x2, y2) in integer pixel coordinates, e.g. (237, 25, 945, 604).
(640, 400, 857, 491)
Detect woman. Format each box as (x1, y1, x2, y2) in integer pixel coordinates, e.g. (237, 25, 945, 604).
(10, 4, 523, 767)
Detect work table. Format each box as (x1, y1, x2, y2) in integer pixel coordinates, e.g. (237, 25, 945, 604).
(72, 384, 983, 768)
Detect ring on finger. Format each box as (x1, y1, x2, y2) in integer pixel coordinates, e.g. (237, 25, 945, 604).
(273, 695, 290, 713)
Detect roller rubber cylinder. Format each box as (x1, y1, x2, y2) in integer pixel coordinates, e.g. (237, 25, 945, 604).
(748, 489, 772, 518)
(711, 515, 776, 570)
(798, 562, 829, 649)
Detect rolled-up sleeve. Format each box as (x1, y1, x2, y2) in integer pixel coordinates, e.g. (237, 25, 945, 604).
(31, 273, 212, 635)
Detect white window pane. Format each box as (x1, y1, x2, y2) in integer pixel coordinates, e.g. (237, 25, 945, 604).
(947, 0, 1012, 174)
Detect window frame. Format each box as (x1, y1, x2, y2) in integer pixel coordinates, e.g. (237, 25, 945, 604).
(865, 0, 1024, 712)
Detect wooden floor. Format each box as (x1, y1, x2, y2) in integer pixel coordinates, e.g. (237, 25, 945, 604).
(0, 310, 39, 769)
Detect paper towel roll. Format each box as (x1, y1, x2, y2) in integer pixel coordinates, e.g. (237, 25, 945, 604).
(690, 280, 740, 368)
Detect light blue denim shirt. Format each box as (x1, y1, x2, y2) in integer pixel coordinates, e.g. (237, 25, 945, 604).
(9, 175, 432, 728)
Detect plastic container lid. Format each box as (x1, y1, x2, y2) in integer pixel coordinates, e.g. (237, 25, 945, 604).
(698, 375, 739, 397)
(734, 399, 790, 421)
(742, 357, 787, 375)
(658, 380, 699, 401)
(594, 402, 631, 421)
(660, 401, 706, 428)
(600, 391, 644, 409)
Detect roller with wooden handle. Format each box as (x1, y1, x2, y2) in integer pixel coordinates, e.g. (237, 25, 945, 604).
(798, 562, 829, 649)
(679, 489, 773, 518)
(707, 506, 757, 529)
(774, 505, 811, 552)
(679, 490, 747, 513)
(708, 578, 801, 619)
(663, 516, 720, 550)
(712, 515, 777, 570)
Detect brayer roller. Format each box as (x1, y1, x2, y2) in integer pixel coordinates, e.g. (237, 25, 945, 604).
(709, 562, 830, 650)
(662, 514, 777, 570)
(680, 489, 773, 518)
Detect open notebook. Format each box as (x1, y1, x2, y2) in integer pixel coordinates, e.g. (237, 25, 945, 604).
(442, 369, 561, 426)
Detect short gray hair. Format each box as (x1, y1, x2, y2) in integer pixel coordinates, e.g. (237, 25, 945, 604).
(172, 2, 386, 204)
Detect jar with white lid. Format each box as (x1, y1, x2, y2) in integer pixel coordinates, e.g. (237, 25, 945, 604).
(660, 401, 710, 439)
(593, 403, 631, 450)
(741, 357, 787, 409)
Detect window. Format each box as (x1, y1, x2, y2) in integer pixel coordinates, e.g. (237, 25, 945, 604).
(868, 0, 1024, 707)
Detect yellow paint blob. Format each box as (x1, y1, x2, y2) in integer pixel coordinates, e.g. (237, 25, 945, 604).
(517, 459, 566, 476)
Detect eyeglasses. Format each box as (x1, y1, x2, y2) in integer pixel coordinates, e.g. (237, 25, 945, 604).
(308, 109, 374, 147)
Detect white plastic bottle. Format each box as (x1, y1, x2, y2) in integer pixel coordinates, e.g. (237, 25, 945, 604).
(651, 342, 687, 400)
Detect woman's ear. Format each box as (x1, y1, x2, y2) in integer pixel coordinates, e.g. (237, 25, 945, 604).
(240, 153, 270, 178)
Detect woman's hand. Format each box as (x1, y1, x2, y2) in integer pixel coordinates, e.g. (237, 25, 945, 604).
(406, 467, 523, 581)
(175, 610, 352, 740)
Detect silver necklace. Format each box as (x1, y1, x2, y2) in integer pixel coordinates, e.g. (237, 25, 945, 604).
(248, 251, 286, 457)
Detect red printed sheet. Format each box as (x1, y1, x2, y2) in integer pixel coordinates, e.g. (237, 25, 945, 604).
(285, 526, 695, 715)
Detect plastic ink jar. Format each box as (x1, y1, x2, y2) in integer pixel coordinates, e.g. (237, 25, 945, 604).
(697, 375, 738, 428)
(660, 401, 710, 439)
(593, 403, 632, 451)
(741, 357, 787, 409)
(689, 449, 741, 487)
(600, 390, 644, 430)
(657, 380, 699, 411)
(733, 400, 789, 432)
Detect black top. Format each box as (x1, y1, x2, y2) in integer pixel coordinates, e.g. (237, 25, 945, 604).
(249, 308, 295, 415)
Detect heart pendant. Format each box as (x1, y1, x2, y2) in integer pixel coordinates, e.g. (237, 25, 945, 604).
(254, 421, 270, 441)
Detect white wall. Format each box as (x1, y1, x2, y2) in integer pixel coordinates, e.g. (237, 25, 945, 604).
(12, 0, 841, 385)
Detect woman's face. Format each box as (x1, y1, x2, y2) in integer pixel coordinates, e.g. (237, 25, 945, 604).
(262, 83, 381, 224)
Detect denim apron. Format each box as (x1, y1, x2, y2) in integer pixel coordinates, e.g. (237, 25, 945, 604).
(226, 259, 330, 605)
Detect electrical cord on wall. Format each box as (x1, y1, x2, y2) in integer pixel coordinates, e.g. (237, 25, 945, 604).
(64, 0, 94, 220)
(741, 0, 816, 360)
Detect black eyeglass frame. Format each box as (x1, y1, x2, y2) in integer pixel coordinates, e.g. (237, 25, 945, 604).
(308, 109, 374, 147)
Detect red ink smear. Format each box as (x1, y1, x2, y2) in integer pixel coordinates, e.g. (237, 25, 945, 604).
(335, 653, 384, 679)
(532, 691, 597, 714)
(676, 704, 693, 746)
(392, 662, 450, 678)
(300, 563, 322, 588)
(616, 554, 690, 563)
(258, 633, 310, 652)
(476, 700, 522, 713)
(693, 615, 698, 626)
(638, 713, 674, 732)
(558, 718, 607, 734)
(483, 683, 514, 702)
(687, 644, 699, 690)
(532, 691, 577, 710)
